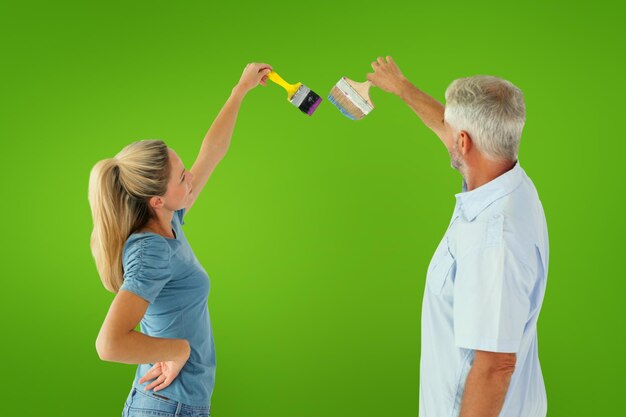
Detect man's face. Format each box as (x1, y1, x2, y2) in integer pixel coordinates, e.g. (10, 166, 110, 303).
(443, 118, 464, 173)
(449, 135, 464, 172)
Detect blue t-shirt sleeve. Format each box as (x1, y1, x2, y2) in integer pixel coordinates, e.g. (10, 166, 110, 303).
(120, 235, 172, 303)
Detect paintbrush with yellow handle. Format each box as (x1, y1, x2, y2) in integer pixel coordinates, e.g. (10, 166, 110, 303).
(267, 71, 322, 116)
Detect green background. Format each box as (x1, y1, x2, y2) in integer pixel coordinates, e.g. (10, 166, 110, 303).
(1, 1, 623, 416)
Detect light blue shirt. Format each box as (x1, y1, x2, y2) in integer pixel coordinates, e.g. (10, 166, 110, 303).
(420, 162, 549, 417)
(120, 208, 216, 407)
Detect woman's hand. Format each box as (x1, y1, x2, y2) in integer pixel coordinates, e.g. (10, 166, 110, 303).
(138, 341, 190, 392)
(235, 62, 273, 95)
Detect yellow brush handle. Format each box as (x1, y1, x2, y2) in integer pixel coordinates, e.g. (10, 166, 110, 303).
(267, 71, 301, 100)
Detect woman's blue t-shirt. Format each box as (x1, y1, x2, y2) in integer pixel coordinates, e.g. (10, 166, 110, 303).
(120, 208, 216, 407)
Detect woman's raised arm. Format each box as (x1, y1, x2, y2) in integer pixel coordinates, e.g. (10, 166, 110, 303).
(186, 62, 272, 213)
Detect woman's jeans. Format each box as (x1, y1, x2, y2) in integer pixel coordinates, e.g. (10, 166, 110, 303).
(122, 387, 210, 417)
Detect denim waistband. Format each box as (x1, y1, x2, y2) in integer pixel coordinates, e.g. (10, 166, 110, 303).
(125, 386, 210, 417)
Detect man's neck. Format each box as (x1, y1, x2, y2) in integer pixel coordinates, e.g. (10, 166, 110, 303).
(464, 159, 517, 191)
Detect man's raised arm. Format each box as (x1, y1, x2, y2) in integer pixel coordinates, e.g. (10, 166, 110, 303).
(367, 56, 452, 151)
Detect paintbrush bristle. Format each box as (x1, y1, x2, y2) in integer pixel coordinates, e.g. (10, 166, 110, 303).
(328, 87, 365, 120)
(290, 85, 322, 116)
(328, 77, 373, 120)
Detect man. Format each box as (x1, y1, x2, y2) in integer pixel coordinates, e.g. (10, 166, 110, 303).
(367, 57, 549, 417)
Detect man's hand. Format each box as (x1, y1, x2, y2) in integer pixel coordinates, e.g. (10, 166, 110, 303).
(366, 56, 408, 96)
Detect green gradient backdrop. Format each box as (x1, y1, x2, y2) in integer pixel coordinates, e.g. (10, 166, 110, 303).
(1, 1, 623, 416)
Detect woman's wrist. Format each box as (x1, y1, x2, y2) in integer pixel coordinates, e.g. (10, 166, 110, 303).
(231, 84, 248, 100)
(175, 339, 191, 361)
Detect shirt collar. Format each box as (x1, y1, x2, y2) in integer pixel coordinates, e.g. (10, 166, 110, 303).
(454, 161, 524, 221)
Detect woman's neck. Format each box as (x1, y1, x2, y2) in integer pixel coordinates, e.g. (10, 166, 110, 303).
(143, 211, 175, 238)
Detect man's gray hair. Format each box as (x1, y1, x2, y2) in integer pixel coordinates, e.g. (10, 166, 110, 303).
(444, 75, 526, 161)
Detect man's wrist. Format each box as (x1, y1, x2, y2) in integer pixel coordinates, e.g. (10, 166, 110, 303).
(395, 78, 416, 100)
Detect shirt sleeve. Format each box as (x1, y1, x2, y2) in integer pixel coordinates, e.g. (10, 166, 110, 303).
(453, 244, 534, 353)
(120, 235, 172, 303)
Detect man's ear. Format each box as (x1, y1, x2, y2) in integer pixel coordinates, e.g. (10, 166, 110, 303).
(148, 196, 165, 210)
(459, 130, 473, 155)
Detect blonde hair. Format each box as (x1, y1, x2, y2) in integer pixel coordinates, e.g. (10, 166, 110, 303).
(88, 140, 171, 293)
(444, 75, 526, 161)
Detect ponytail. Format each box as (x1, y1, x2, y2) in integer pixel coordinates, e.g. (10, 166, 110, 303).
(88, 140, 170, 292)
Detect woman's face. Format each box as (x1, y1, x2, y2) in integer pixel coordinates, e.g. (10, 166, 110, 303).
(162, 148, 193, 211)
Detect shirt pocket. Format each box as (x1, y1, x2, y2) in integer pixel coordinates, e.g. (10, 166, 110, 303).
(426, 240, 456, 295)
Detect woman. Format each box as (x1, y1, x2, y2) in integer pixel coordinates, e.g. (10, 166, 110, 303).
(89, 63, 272, 417)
